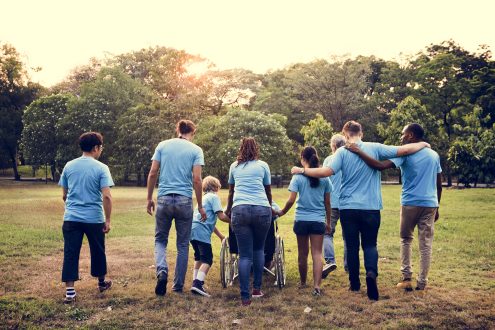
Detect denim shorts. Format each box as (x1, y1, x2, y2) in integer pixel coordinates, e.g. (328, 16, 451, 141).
(293, 221, 326, 236)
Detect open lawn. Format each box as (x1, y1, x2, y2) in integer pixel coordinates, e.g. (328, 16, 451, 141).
(0, 182, 494, 329)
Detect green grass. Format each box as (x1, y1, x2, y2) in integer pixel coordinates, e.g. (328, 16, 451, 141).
(0, 181, 494, 329)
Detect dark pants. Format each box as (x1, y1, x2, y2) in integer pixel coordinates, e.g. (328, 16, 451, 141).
(340, 209, 381, 289)
(264, 220, 276, 264)
(191, 240, 213, 266)
(231, 205, 272, 300)
(62, 221, 107, 282)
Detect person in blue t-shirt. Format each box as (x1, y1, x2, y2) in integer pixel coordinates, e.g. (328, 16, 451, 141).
(190, 176, 230, 297)
(146, 120, 206, 296)
(291, 121, 429, 301)
(225, 137, 273, 306)
(59, 132, 114, 303)
(346, 123, 442, 292)
(277, 146, 332, 296)
(322, 134, 348, 279)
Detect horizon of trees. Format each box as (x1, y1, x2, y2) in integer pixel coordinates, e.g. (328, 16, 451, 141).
(1, 40, 494, 187)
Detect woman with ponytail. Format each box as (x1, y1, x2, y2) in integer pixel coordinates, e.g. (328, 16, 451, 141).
(225, 137, 273, 306)
(277, 146, 333, 296)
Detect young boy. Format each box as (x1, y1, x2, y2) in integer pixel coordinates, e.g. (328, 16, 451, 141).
(190, 176, 230, 297)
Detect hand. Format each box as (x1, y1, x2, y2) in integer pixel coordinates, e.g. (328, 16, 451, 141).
(103, 220, 111, 234)
(435, 209, 440, 222)
(147, 199, 155, 215)
(423, 141, 431, 149)
(291, 166, 304, 174)
(325, 223, 331, 235)
(199, 207, 207, 221)
(225, 209, 231, 218)
(345, 143, 361, 154)
(218, 235, 225, 241)
(275, 210, 284, 217)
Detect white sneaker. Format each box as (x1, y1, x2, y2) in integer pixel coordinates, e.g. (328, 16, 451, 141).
(322, 263, 337, 279)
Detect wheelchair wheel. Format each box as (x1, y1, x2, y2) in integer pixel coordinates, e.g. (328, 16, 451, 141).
(275, 235, 286, 289)
(220, 238, 231, 288)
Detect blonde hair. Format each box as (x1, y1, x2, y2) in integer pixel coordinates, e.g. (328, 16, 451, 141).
(202, 176, 221, 193)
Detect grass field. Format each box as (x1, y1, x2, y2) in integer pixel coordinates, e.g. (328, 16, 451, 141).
(0, 181, 494, 329)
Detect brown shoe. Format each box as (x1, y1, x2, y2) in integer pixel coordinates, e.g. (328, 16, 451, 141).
(396, 279, 413, 291)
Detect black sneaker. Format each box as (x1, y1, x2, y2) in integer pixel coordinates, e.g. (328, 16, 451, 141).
(190, 279, 210, 297)
(366, 272, 379, 301)
(155, 272, 168, 296)
(98, 280, 112, 293)
(322, 262, 337, 279)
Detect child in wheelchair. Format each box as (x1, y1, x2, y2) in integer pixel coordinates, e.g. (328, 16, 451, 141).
(190, 176, 230, 297)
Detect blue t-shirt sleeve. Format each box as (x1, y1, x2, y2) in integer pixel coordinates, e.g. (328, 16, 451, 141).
(328, 150, 343, 173)
(322, 156, 331, 168)
(59, 168, 68, 188)
(262, 162, 271, 185)
(100, 166, 115, 189)
(211, 195, 223, 213)
(324, 178, 333, 193)
(228, 163, 235, 185)
(376, 144, 399, 160)
(194, 148, 205, 166)
(390, 157, 404, 168)
(151, 143, 161, 162)
(288, 175, 299, 192)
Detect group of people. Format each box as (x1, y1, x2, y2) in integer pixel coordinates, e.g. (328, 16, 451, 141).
(59, 118, 442, 306)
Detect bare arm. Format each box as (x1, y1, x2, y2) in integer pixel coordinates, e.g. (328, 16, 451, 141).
(396, 141, 430, 157)
(102, 187, 112, 233)
(62, 188, 67, 202)
(192, 165, 206, 220)
(264, 184, 273, 206)
(213, 227, 225, 241)
(216, 211, 230, 223)
(146, 160, 160, 215)
(346, 143, 396, 171)
(225, 184, 235, 217)
(278, 191, 297, 216)
(291, 166, 334, 178)
(324, 193, 332, 234)
(435, 173, 443, 221)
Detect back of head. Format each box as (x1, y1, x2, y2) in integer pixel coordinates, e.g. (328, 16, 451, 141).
(236, 137, 259, 165)
(330, 134, 346, 152)
(202, 176, 221, 193)
(342, 121, 362, 138)
(301, 146, 320, 188)
(406, 123, 425, 141)
(176, 119, 196, 136)
(79, 132, 103, 152)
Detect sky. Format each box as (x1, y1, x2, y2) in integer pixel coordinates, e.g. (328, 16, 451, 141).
(1, 0, 494, 87)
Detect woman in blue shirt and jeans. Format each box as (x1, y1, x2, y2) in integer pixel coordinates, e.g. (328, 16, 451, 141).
(225, 137, 273, 306)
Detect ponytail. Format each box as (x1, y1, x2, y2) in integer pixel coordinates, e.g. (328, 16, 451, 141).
(301, 146, 320, 188)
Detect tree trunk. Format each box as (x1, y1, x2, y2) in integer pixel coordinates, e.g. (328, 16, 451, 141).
(9, 150, 20, 181)
(136, 170, 142, 187)
(51, 163, 57, 182)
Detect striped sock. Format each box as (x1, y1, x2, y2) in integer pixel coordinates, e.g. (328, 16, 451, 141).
(66, 287, 76, 298)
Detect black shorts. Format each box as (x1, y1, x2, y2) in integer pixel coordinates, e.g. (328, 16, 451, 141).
(293, 221, 326, 236)
(190, 240, 213, 266)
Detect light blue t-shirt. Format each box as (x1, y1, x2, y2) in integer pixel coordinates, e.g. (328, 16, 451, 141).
(327, 141, 399, 210)
(152, 138, 204, 198)
(390, 148, 442, 207)
(323, 154, 342, 209)
(288, 174, 333, 222)
(59, 156, 114, 223)
(191, 192, 223, 244)
(228, 160, 271, 208)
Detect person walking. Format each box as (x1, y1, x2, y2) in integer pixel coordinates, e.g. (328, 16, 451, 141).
(225, 137, 273, 306)
(146, 120, 206, 296)
(59, 132, 114, 303)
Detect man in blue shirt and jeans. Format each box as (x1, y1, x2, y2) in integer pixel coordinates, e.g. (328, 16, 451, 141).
(292, 121, 429, 301)
(347, 123, 442, 292)
(59, 132, 114, 303)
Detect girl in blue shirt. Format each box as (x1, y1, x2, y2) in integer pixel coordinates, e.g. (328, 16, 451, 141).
(277, 146, 332, 296)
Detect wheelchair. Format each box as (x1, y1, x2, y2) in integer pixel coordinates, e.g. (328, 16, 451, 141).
(220, 215, 286, 289)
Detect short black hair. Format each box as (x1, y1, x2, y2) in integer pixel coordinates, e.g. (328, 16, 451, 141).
(176, 119, 196, 135)
(79, 132, 103, 152)
(406, 123, 425, 140)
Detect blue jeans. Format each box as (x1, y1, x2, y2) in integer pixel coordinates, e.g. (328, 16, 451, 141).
(155, 194, 193, 291)
(231, 205, 272, 301)
(340, 209, 381, 289)
(323, 209, 347, 269)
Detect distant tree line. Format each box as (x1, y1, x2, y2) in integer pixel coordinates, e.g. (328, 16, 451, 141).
(1, 40, 494, 187)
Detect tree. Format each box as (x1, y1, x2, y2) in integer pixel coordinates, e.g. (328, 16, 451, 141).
(21, 94, 73, 180)
(50, 57, 103, 95)
(195, 109, 294, 185)
(300, 114, 334, 158)
(0, 44, 42, 180)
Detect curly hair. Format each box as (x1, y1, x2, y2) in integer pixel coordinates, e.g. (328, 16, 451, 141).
(236, 137, 259, 166)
